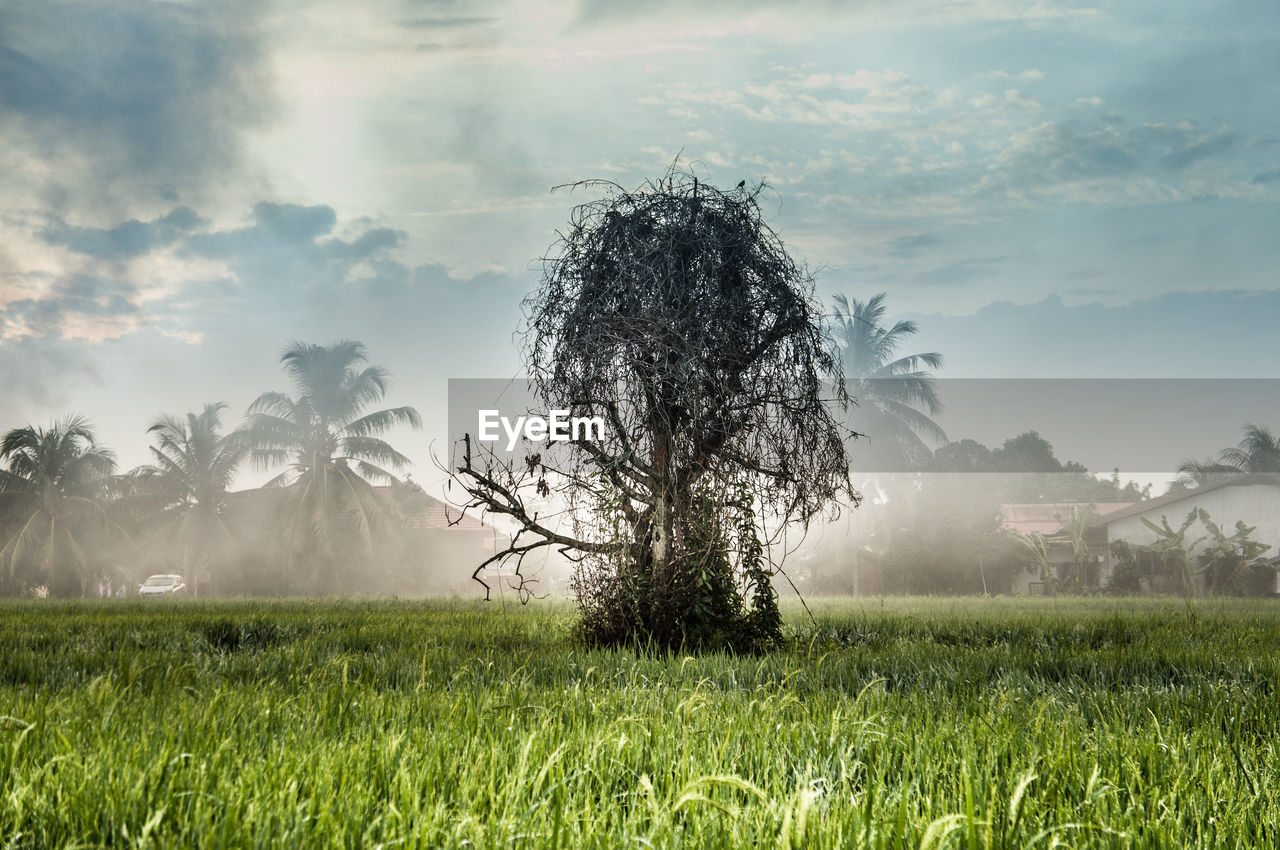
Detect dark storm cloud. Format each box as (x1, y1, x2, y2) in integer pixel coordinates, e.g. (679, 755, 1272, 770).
(39, 207, 207, 260)
(0, 0, 275, 207)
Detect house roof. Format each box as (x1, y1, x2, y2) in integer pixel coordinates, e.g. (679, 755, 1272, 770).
(223, 482, 493, 533)
(423, 496, 487, 531)
(371, 486, 489, 531)
(1000, 503, 1134, 535)
(1088, 473, 1280, 527)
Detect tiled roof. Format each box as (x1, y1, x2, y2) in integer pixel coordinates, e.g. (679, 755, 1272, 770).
(999, 502, 1133, 536)
(422, 497, 486, 530)
(371, 486, 488, 530)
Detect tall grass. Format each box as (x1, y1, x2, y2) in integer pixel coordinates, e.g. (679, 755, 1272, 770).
(2, 597, 1278, 847)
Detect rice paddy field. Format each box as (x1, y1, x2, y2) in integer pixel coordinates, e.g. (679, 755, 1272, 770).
(2, 596, 1278, 848)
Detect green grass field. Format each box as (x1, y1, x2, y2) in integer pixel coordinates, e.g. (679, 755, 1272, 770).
(2, 597, 1278, 848)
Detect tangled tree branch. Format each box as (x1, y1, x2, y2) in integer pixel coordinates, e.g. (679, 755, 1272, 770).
(447, 165, 859, 649)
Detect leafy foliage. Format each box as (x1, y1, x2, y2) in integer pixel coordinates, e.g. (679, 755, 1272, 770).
(1217, 424, 1280, 473)
(0, 416, 122, 596)
(135, 403, 247, 593)
(863, 476, 1023, 595)
(834, 292, 944, 470)
(1104, 541, 1144, 594)
(931, 431, 1149, 503)
(1138, 510, 1205, 597)
(1196, 511, 1272, 596)
(1112, 508, 1273, 597)
(241, 341, 422, 591)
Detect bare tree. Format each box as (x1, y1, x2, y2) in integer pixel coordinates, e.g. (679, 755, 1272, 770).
(449, 168, 857, 650)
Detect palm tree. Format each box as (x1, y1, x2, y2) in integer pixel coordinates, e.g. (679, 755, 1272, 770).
(833, 292, 945, 470)
(139, 403, 247, 595)
(1218, 424, 1280, 474)
(0, 416, 120, 596)
(241, 341, 422, 590)
(1170, 456, 1240, 491)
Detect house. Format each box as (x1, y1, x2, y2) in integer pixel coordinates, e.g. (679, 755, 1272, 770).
(1007, 475, 1280, 595)
(1090, 474, 1280, 594)
(373, 485, 513, 594)
(1001, 503, 1133, 594)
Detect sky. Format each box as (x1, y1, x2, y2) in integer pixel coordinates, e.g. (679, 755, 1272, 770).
(1, 0, 1278, 484)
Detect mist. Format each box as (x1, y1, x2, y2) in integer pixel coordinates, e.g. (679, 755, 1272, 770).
(3, 0, 1279, 602)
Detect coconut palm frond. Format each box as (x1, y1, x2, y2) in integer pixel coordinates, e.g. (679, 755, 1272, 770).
(1217, 424, 1280, 473)
(339, 436, 413, 469)
(343, 406, 424, 437)
(835, 293, 946, 466)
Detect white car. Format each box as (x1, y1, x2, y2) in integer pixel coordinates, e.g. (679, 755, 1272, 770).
(138, 574, 187, 597)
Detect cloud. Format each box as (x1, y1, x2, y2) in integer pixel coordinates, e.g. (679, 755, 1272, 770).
(719, 69, 935, 129)
(908, 289, 1280, 378)
(887, 233, 940, 258)
(979, 69, 1046, 81)
(641, 49, 1270, 229)
(324, 227, 407, 261)
(0, 190, 539, 478)
(187, 202, 337, 255)
(39, 207, 207, 261)
(397, 16, 496, 29)
(911, 256, 1008, 287)
(2, 198, 512, 355)
(981, 119, 1245, 200)
(0, 335, 101, 409)
(1, 269, 149, 342)
(0, 0, 276, 210)
(568, 0, 1104, 32)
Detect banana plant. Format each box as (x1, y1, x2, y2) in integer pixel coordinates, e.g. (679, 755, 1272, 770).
(1196, 509, 1271, 595)
(1139, 510, 1206, 597)
(1054, 504, 1096, 592)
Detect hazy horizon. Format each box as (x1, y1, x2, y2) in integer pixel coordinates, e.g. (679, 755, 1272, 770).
(3, 0, 1278, 484)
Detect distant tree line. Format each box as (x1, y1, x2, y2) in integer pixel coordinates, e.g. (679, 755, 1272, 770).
(0, 341, 431, 598)
(4, 281, 1274, 603)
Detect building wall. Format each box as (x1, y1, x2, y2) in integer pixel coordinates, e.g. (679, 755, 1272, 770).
(1102, 483, 1280, 583)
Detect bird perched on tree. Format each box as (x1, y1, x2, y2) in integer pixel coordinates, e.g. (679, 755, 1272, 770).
(737, 179, 746, 189)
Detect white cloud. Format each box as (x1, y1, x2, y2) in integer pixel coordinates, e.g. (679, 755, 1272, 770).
(980, 69, 1046, 81)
